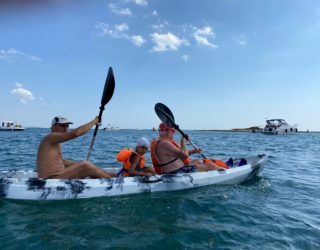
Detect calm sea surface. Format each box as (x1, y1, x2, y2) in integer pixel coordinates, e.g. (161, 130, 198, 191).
(0, 128, 319, 249)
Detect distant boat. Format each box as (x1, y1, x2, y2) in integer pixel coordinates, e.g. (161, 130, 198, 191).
(103, 124, 120, 131)
(152, 127, 156, 131)
(0, 121, 25, 131)
(262, 119, 297, 135)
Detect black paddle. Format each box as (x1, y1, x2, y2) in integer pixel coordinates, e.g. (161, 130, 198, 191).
(154, 103, 206, 159)
(87, 67, 115, 160)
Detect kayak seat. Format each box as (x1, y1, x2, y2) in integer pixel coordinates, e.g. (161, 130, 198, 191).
(225, 158, 234, 167)
(238, 158, 247, 166)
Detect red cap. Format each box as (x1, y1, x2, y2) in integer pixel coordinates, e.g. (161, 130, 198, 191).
(159, 122, 175, 132)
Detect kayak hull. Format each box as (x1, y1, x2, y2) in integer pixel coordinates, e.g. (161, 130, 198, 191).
(0, 154, 267, 200)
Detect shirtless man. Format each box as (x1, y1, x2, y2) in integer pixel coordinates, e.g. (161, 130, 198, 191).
(150, 123, 224, 174)
(37, 116, 114, 179)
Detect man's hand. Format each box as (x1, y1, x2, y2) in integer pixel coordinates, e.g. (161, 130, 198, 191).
(184, 134, 189, 141)
(93, 116, 101, 126)
(189, 148, 202, 155)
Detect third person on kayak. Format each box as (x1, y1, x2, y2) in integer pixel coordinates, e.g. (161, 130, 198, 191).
(150, 123, 224, 174)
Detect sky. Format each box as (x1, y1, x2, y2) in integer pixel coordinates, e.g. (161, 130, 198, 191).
(0, 0, 319, 131)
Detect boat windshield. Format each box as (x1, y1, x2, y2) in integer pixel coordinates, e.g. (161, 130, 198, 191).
(266, 119, 288, 126)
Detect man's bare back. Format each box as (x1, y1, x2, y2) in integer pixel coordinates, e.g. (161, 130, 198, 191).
(37, 134, 66, 179)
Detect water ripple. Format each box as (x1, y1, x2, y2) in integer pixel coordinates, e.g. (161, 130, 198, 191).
(1, 129, 320, 248)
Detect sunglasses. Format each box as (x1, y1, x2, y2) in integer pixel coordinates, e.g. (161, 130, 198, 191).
(58, 123, 69, 128)
(141, 146, 148, 150)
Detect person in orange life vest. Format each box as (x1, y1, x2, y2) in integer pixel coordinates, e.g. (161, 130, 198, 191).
(150, 123, 225, 174)
(118, 137, 157, 177)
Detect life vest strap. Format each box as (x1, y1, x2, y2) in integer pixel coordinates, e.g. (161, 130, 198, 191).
(156, 158, 178, 168)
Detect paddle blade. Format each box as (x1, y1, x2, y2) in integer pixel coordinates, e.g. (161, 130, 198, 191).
(154, 103, 176, 127)
(101, 67, 115, 107)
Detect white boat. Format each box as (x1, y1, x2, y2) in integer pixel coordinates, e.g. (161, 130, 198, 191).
(0, 121, 25, 131)
(0, 154, 267, 200)
(262, 119, 297, 135)
(103, 124, 120, 131)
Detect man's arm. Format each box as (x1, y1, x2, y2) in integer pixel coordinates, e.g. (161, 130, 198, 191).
(180, 137, 189, 156)
(161, 140, 189, 159)
(47, 117, 99, 144)
(188, 148, 202, 155)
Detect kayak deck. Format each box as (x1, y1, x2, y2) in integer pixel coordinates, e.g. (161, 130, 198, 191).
(0, 154, 267, 200)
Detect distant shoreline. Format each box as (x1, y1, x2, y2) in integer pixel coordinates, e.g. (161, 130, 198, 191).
(23, 127, 319, 133)
(196, 129, 318, 133)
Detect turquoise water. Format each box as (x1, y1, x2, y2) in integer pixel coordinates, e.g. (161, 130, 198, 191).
(0, 128, 319, 249)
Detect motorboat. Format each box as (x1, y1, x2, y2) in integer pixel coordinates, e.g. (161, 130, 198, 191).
(0, 121, 25, 131)
(103, 124, 120, 131)
(0, 154, 267, 200)
(262, 119, 297, 135)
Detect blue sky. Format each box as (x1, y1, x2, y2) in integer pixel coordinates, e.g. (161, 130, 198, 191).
(1, 0, 319, 131)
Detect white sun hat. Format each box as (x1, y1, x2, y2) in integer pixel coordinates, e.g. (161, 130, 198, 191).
(51, 116, 74, 126)
(136, 137, 149, 148)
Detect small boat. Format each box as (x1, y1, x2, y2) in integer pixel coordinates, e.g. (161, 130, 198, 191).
(103, 124, 120, 131)
(0, 121, 25, 131)
(262, 119, 297, 135)
(0, 154, 267, 200)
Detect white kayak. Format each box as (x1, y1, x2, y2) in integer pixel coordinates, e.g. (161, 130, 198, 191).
(0, 154, 267, 200)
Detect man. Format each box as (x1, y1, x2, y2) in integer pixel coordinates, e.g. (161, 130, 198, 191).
(150, 123, 224, 174)
(37, 116, 114, 179)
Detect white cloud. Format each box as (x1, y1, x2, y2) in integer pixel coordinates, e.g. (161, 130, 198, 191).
(15, 83, 23, 88)
(151, 20, 170, 32)
(11, 83, 34, 104)
(150, 32, 188, 52)
(193, 26, 218, 49)
(96, 22, 127, 38)
(151, 10, 158, 16)
(182, 55, 190, 62)
(31, 56, 43, 61)
(0, 48, 42, 62)
(115, 23, 129, 32)
(108, 3, 132, 16)
(233, 34, 247, 46)
(95, 22, 114, 37)
(130, 35, 145, 46)
(123, 0, 148, 6)
(130, 0, 148, 6)
(96, 22, 145, 47)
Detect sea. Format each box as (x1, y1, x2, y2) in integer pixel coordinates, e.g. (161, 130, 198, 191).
(0, 128, 319, 249)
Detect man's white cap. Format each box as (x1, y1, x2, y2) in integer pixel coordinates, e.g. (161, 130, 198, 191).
(51, 116, 73, 126)
(137, 137, 149, 148)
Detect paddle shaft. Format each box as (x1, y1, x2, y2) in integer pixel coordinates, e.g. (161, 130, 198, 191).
(86, 107, 104, 160)
(175, 126, 206, 159)
(86, 67, 115, 161)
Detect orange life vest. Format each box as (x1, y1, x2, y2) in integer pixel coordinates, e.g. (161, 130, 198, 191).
(150, 139, 190, 174)
(203, 158, 229, 169)
(116, 148, 145, 177)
